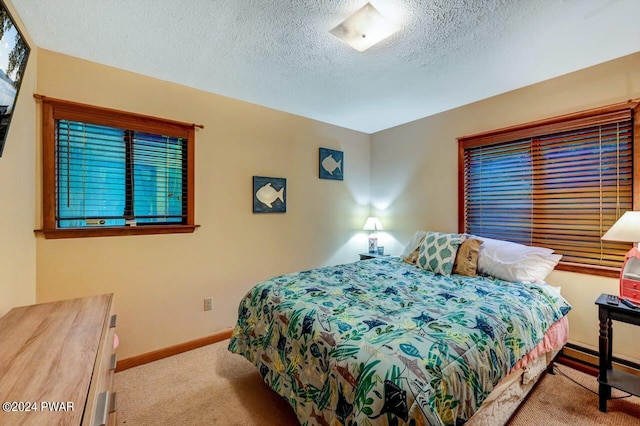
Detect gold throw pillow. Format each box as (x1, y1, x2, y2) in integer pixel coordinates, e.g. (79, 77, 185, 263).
(452, 238, 482, 277)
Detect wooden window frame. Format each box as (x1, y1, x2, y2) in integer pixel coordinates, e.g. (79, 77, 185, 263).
(458, 100, 640, 278)
(39, 96, 197, 239)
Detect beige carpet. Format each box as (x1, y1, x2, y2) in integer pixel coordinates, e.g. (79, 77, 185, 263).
(509, 365, 640, 426)
(115, 340, 640, 425)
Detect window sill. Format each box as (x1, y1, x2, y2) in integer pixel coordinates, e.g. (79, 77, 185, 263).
(35, 225, 199, 239)
(555, 262, 619, 279)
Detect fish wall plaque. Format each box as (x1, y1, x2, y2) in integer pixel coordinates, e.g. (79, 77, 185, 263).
(253, 176, 286, 213)
(319, 147, 344, 181)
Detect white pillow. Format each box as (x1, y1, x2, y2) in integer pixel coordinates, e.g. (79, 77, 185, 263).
(476, 236, 553, 263)
(489, 253, 562, 283)
(475, 236, 561, 283)
(401, 230, 427, 260)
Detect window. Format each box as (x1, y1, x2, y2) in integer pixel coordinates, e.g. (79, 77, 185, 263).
(459, 101, 640, 276)
(41, 97, 197, 238)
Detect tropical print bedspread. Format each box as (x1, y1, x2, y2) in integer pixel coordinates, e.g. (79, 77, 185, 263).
(228, 257, 571, 426)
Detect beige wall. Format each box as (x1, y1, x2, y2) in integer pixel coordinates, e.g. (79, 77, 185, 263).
(0, 0, 36, 317)
(371, 52, 640, 363)
(20, 29, 640, 362)
(35, 49, 370, 358)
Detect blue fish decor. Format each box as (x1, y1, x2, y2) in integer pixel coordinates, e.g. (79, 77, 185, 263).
(319, 147, 344, 180)
(253, 176, 286, 213)
(399, 342, 423, 359)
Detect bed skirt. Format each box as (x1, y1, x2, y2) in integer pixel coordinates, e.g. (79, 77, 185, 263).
(467, 349, 558, 425)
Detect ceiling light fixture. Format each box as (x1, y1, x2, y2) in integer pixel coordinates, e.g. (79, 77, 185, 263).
(330, 2, 399, 52)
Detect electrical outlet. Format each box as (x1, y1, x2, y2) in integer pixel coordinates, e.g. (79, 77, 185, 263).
(204, 297, 213, 311)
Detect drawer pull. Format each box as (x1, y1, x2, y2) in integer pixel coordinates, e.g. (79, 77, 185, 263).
(94, 391, 109, 426)
(109, 392, 117, 414)
(109, 314, 117, 328)
(110, 353, 118, 371)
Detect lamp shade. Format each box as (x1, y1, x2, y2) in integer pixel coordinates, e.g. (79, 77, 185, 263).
(363, 217, 383, 232)
(602, 211, 640, 242)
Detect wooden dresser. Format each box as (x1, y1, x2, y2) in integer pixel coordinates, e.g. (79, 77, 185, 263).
(0, 294, 117, 425)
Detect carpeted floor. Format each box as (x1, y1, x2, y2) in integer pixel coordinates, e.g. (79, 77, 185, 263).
(115, 340, 640, 425)
(508, 364, 640, 426)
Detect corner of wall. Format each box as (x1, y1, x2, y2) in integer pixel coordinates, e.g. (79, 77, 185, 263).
(0, 0, 38, 315)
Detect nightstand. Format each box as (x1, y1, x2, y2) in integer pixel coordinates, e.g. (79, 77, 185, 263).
(359, 252, 389, 260)
(595, 293, 640, 412)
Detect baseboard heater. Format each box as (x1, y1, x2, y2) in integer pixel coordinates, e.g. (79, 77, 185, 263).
(561, 342, 640, 376)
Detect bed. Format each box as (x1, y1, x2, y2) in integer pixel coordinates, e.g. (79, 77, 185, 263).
(229, 243, 571, 425)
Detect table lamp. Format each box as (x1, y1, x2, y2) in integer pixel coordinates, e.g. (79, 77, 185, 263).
(363, 217, 383, 254)
(602, 211, 640, 303)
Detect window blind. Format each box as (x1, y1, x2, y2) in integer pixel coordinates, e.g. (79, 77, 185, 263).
(56, 120, 187, 228)
(460, 105, 636, 271)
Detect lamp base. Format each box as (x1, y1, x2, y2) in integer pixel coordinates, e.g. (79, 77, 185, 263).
(368, 237, 378, 254)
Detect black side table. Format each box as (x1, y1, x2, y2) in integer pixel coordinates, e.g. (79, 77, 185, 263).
(595, 293, 640, 412)
(359, 252, 389, 260)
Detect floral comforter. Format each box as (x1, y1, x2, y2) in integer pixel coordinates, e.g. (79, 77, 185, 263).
(228, 257, 571, 426)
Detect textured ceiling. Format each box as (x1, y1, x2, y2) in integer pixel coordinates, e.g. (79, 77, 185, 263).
(11, 0, 640, 134)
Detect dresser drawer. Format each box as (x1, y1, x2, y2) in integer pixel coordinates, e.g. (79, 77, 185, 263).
(621, 287, 640, 302)
(91, 391, 117, 426)
(621, 278, 640, 303)
(0, 294, 116, 426)
(622, 279, 640, 291)
(85, 309, 117, 426)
